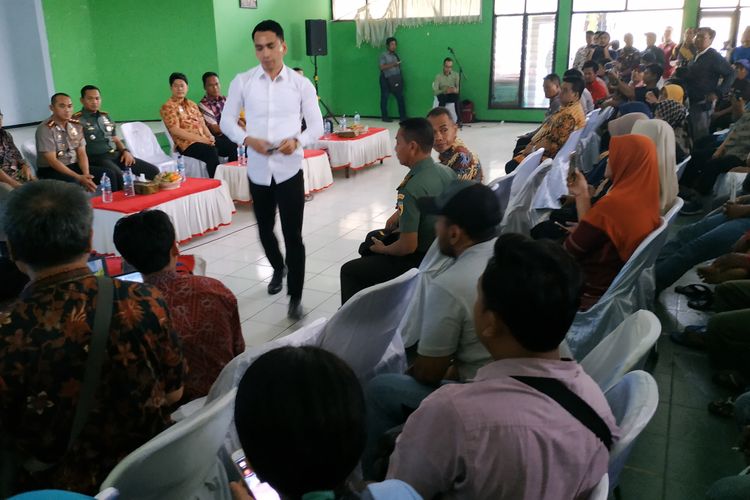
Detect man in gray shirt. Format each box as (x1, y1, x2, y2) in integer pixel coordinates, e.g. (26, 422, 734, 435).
(379, 37, 407, 122)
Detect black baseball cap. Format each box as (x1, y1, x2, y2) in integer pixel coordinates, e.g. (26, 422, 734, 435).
(418, 180, 501, 240)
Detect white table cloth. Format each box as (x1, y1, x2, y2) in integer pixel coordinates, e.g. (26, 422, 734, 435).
(313, 128, 392, 177)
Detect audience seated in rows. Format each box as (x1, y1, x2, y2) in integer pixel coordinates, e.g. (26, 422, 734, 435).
(651, 85, 691, 161)
(432, 57, 462, 126)
(0, 180, 184, 495)
(362, 182, 501, 476)
(233, 346, 420, 500)
(710, 60, 750, 132)
(618, 33, 641, 83)
(74, 85, 160, 189)
(160, 72, 220, 178)
(383, 236, 619, 498)
(564, 134, 661, 310)
(113, 209, 245, 403)
(0, 108, 35, 191)
(583, 61, 609, 105)
(514, 73, 562, 156)
(426, 107, 482, 181)
(505, 76, 586, 174)
(564, 68, 595, 114)
(340, 118, 456, 304)
(198, 72, 239, 162)
(632, 119, 679, 214)
(706, 389, 750, 498)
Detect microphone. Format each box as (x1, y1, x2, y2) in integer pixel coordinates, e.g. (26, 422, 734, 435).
(448, 46, 454, 52)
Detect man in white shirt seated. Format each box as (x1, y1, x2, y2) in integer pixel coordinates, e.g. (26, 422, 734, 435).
(385, 236, 619, 499)
(362, 180, 501, 477)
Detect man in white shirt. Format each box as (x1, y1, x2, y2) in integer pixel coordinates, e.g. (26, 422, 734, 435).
(221, 20, 324, 320)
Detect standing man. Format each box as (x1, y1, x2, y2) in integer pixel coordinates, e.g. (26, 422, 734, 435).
(433, 57, 461, 124)
(75, 85, 159, 191)
(642, 32, 667, 69)
(573, 31, 595, 71)
(618, 33, 641, 83)
(221, 20, 323, 320)
(199, 72, 239, 162)
(379, 37, 407, 123)
(34, 93, 108, 192)
(660, 27, 677, 78)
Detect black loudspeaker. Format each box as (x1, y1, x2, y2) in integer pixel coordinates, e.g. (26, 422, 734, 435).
(305, 19, 327, 56)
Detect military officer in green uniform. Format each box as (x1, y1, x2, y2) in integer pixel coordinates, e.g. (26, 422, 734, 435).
(74, 85, 159, 191)
(339, 118, 456, 304)
(35, 93, 115, 192)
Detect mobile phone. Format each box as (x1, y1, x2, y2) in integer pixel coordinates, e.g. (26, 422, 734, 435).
(117, 271, 144, 283)
(266, 146, 279, 154)
(231, 449, 280, 500)
(567, 152, 580, 184)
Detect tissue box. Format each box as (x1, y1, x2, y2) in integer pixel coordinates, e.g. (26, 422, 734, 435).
(134, 180, 159, 195)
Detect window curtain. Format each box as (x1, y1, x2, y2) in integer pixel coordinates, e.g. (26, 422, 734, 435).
(353, 0, 482, 47)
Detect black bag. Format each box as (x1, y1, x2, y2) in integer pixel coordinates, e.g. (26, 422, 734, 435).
(386, 73, 403, 92)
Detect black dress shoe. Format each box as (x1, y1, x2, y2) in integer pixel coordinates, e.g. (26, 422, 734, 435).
(288, 297, 303, 320)
(267, 267, 286, 295)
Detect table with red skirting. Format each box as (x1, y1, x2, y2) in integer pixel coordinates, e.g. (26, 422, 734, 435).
(90, 178, 235, 255)
(313, 127, 392, 178)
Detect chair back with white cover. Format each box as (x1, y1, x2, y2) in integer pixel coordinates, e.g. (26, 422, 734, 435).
(587, 474, 609, 500)
(566, 218, 668, 358)
(664, 196, 684, 228)
(500, 158, 553, 235)
(162, 122, 209, 178)
(431, 96, 458, 122)
(581, 106, 614, 139)
(533, 128, 584, 210)
(675, 155, 691, 179)
(119, 122, 177, 173)
(488, 174, 515, 221)
(510, 147, 545, 197)
(100, 388, 237, 500)
(605, 370, 659, 492)
(580, 310, 661, 392)
(714, 171, 746, 200)
(319, 268, 419, 383)
(20, 140, 38, 173)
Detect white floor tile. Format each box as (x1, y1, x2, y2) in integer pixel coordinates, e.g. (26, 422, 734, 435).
(242, 320, 289, 347)
(207, 259, 251, 276)
(233, 263, 276, 281)
(274, 289, 334, 309)
(251, 302, 299, 328)
(216, 275, 257, 295)
(305, 274, 341, 294)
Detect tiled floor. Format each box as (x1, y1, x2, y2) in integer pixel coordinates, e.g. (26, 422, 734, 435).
(8, 117, 745, 498)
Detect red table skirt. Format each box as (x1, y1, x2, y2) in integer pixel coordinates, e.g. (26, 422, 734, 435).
(318, 127, 386, 142)
(91, 178, 221, 214)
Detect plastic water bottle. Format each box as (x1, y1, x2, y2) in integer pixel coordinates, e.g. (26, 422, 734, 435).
(340, 115, 347, 131)
(354, 111, 361, 125)
(241, 146, 247, 166)
(177, 155, 186, 185)
(237, 144, 245, 165)
(101, 173, 112, 203)
(123, 168, 135, 197)
(324, 119, 333, 135)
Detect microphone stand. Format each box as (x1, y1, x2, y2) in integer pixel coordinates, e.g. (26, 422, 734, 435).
(313, 55, 339, 125)
(448, 47, 468, 126)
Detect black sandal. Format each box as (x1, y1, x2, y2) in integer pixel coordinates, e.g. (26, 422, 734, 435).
(708, 397, 736, 418)
(675, 283, 712, 300)
(713, 370, 748, 392)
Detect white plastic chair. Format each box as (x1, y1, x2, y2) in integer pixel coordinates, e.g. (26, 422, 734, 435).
(566, 218, 669, 359)
(664, 196, 684, 228)
(20, 140, 38, 173)
(675, 155, 691, 179)
(533, 128, 584, 210)
(319, 268, 419, 383)
(100, 388, 237, 500)
(119, 122, 177, 173)
(500, 158, 553, 235)
(162, 122, 209, 178)
(581, 106, 614, 139)
(606, 370, 659, 493)
(487, 147, 545, 221)
(509, 147, 545, 197)
(580, 310, 661, 392)
(714, 171, 746, 200)
(588, 474, 609, 500)
(431, 95, 458, 123)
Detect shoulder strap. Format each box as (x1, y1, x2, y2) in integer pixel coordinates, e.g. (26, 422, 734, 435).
(511, 375, 613, 450)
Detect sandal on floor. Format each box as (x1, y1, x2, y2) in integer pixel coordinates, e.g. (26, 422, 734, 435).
(713, 370, 748, 392)
(670, 326, 708, 350)
(688, 294, 714, 311)
(675, 283, 712, 300)
(708, 397, 736, 418)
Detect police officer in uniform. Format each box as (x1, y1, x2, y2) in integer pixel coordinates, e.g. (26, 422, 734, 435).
(35, 93, 117, 192)
(74, 85, 159, 191)
(339, 118, 456, 304)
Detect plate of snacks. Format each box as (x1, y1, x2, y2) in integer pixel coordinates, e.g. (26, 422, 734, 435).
(157, 172, 183, 190)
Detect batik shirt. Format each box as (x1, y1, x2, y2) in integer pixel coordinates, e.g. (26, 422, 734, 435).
(438, 137, 483, 181)
(0, 128, 29, 181)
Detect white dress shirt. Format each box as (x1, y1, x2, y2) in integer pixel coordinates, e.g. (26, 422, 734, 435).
(221, 64, 324, 186)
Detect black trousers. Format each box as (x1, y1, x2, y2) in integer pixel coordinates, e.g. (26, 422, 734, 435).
(339, 250, 425, 305)
(180, 142, 220, 178)
(249, 170, 305, 300)
(37, 162, 122, 189)
(380, 74, 407, 120)
(436, 93, 462, 123)
(681, 146, 743, 195)
(87, 151, 160, 191)
(513, 133, 534, 155)
(214, 133, 238, 161)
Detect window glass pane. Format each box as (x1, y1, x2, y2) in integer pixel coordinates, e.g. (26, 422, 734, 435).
(627, 0, 684, 9)
(367, 0, 391, 18)
(526, 0, 557, 12)
(523, 14, 556, 107)
(700, 0, 740, 7)
(333, 0, 366, 20)
(494, 0, 526, 15)
(491, 15, 523, 106)
(573, 0, 625, 12)
(404, 0, 436, 18)
(698, 13, 736, 52)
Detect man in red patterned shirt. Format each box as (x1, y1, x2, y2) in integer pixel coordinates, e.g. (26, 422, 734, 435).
(114, 210, 245, 403)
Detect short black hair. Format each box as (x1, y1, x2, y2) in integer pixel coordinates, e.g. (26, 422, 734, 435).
(80, 85, 100, 98)
(113, 210, 175, 275)
(562, 76, 585, 99)
(253, 19, 284, 42)
(480, 235, 582, 352)
(443, 57, 453, 64)
(644, 63, 664, 80)
(426, 106, 453, 120)
(234, 346, 366, 497)
(582, 60, 599, 72)
(169, 72, 188, 86)
(3, 180, 92, 271)
(201, 72, 218, 86)
(50, 92, 70, 105)
(292, 67, 303, 72)
(563, 68, 583, 79)
(543, 73, 561, 85)
(586, 30, 595, 36)
(698, 26, 716, 40)
(399, 117, 434, 153)
(386, 36, 397, 45)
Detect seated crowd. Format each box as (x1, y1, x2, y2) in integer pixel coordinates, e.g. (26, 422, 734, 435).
(4, 19, 750, 500)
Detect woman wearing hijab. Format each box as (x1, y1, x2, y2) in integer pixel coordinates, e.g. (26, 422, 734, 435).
(607, 112, 649, 137)
(632, 119, 679, 214)
(0, 108, 35, 191)
(564, 134, 661, 310)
